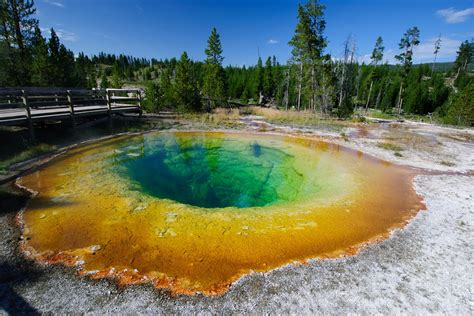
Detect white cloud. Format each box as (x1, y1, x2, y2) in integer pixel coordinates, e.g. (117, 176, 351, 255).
(449, 32, 474, 38)
(56, 29, 77, 42)
(43, 0, 64, 8)
(357, 53, 372, 64)
(43, 0, 65, 8)
(40, 27, 78, 42)
(360, 38, 462, 65)
(382, 49, 397, 64)
(436, 7, 474, 24)
(267, 39, 279, 45)
(413, 37, 461, 62)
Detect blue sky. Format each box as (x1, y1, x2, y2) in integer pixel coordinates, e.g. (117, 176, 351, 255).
(36, 0, 474, 66)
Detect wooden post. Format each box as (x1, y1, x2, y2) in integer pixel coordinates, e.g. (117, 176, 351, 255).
(137, 89, 142, 118)
(106, 89, 112, 119)
(106, 89, 113, 131)
(22, 89, 35, 141)
(67, 90, 76, 127)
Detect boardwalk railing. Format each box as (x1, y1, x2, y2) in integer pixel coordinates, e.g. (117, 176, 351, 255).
(0, 88, 142, 133)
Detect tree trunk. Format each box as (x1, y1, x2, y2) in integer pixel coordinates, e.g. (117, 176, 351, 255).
(431, 52, 438, 75)
(311, 65, 315, 111)
(320, 72, 330, 116)
(454, 65, 462, 82)
(1, 17, 12, 48)
(365, 80, 373, 113)
(10, 0, 25, 51)
(375, 82, 383, 109)
(284, 69, 289, 111)
(297, 63, 302, 111)
(338, 63, 346, 108)
(397, 82, 403, 114)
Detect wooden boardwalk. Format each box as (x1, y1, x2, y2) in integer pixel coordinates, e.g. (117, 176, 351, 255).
(0, 88, 142, 134)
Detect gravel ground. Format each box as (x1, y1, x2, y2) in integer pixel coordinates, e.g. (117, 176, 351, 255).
(1, 121, 473, 314)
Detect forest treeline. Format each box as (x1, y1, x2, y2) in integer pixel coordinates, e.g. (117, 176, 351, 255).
(1, 0, 473, 125)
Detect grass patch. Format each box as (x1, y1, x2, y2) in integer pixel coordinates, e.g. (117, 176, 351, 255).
(440, 132, 474, 142)
(440, 160, 455, 167)
(365, 109, 397, 120)
(180, 108, 243, 129)
(377, 142, 404, 152)
(246, 106, 349, 131)
(382, 126, 442, 152)
(340, 132, 349, 142)
(0, 143, 56, 174)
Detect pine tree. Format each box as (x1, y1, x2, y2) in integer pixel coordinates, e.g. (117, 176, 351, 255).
(444, 82, 474, 126)
(454, 40, 474, 85)
(59, 44, 76, 86)
(336, 35, 356, 117)
(365, 36, 384, 111)
(289, 4, 307, 110)
(100, 72, 109, 89)
(395, 26, 420, 113)
(74, 52, 92, 87)
(371, 36, 384, 66)
(204, 27, 224, 65)
(289, 0, 327, 111)
(263, 56, 274, 99)
(0, 39, 10, 85)
(143, 81, 161, 112)
(111, 62, 122, 88)
(30, 26, 49, 86)
(159, 67, 174, 109)
(255, 57, 263, 102)
(431, 35, 442, 74)
(203, 27, 226, 109)
(395, 27, 420, 75)
(174, 52, 201, 112)
(0, 0, 38, 85)
(47, 28, 61, 86)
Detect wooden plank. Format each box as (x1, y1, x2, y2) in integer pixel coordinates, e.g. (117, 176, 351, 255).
(74, 105, 108, 112)
(0, 102, 24, 108)
(0, 117, 27, 125)
(0, 110, 27, 119)
(111, 107, 140, 112)
(106, 88, 139, 93)
(23, 87, 70, 94)
(109, 96, 139, 101)
(27, 101, 69, 108)
(27, 95, 68, 100)
(69, 89, 104, 95)
(31, 113, 72, 121)
(71, 99, 107, 106)
(110, 103, 141, 108)
(0, 89, 23, 96)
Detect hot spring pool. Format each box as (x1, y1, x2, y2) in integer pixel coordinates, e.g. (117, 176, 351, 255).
(17, 131, 424, 295)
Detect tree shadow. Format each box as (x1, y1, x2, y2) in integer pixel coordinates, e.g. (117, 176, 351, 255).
(0, 188, 79, 216)
(0, 262, 41, 315)
(0, 188, 29, 216)
(0, 189, 40, 313)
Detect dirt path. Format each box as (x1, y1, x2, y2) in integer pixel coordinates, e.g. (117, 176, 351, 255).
(1, 119, 473, 314)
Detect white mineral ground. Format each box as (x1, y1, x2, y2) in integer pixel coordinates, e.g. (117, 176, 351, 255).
(0, 117, 473, 314)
